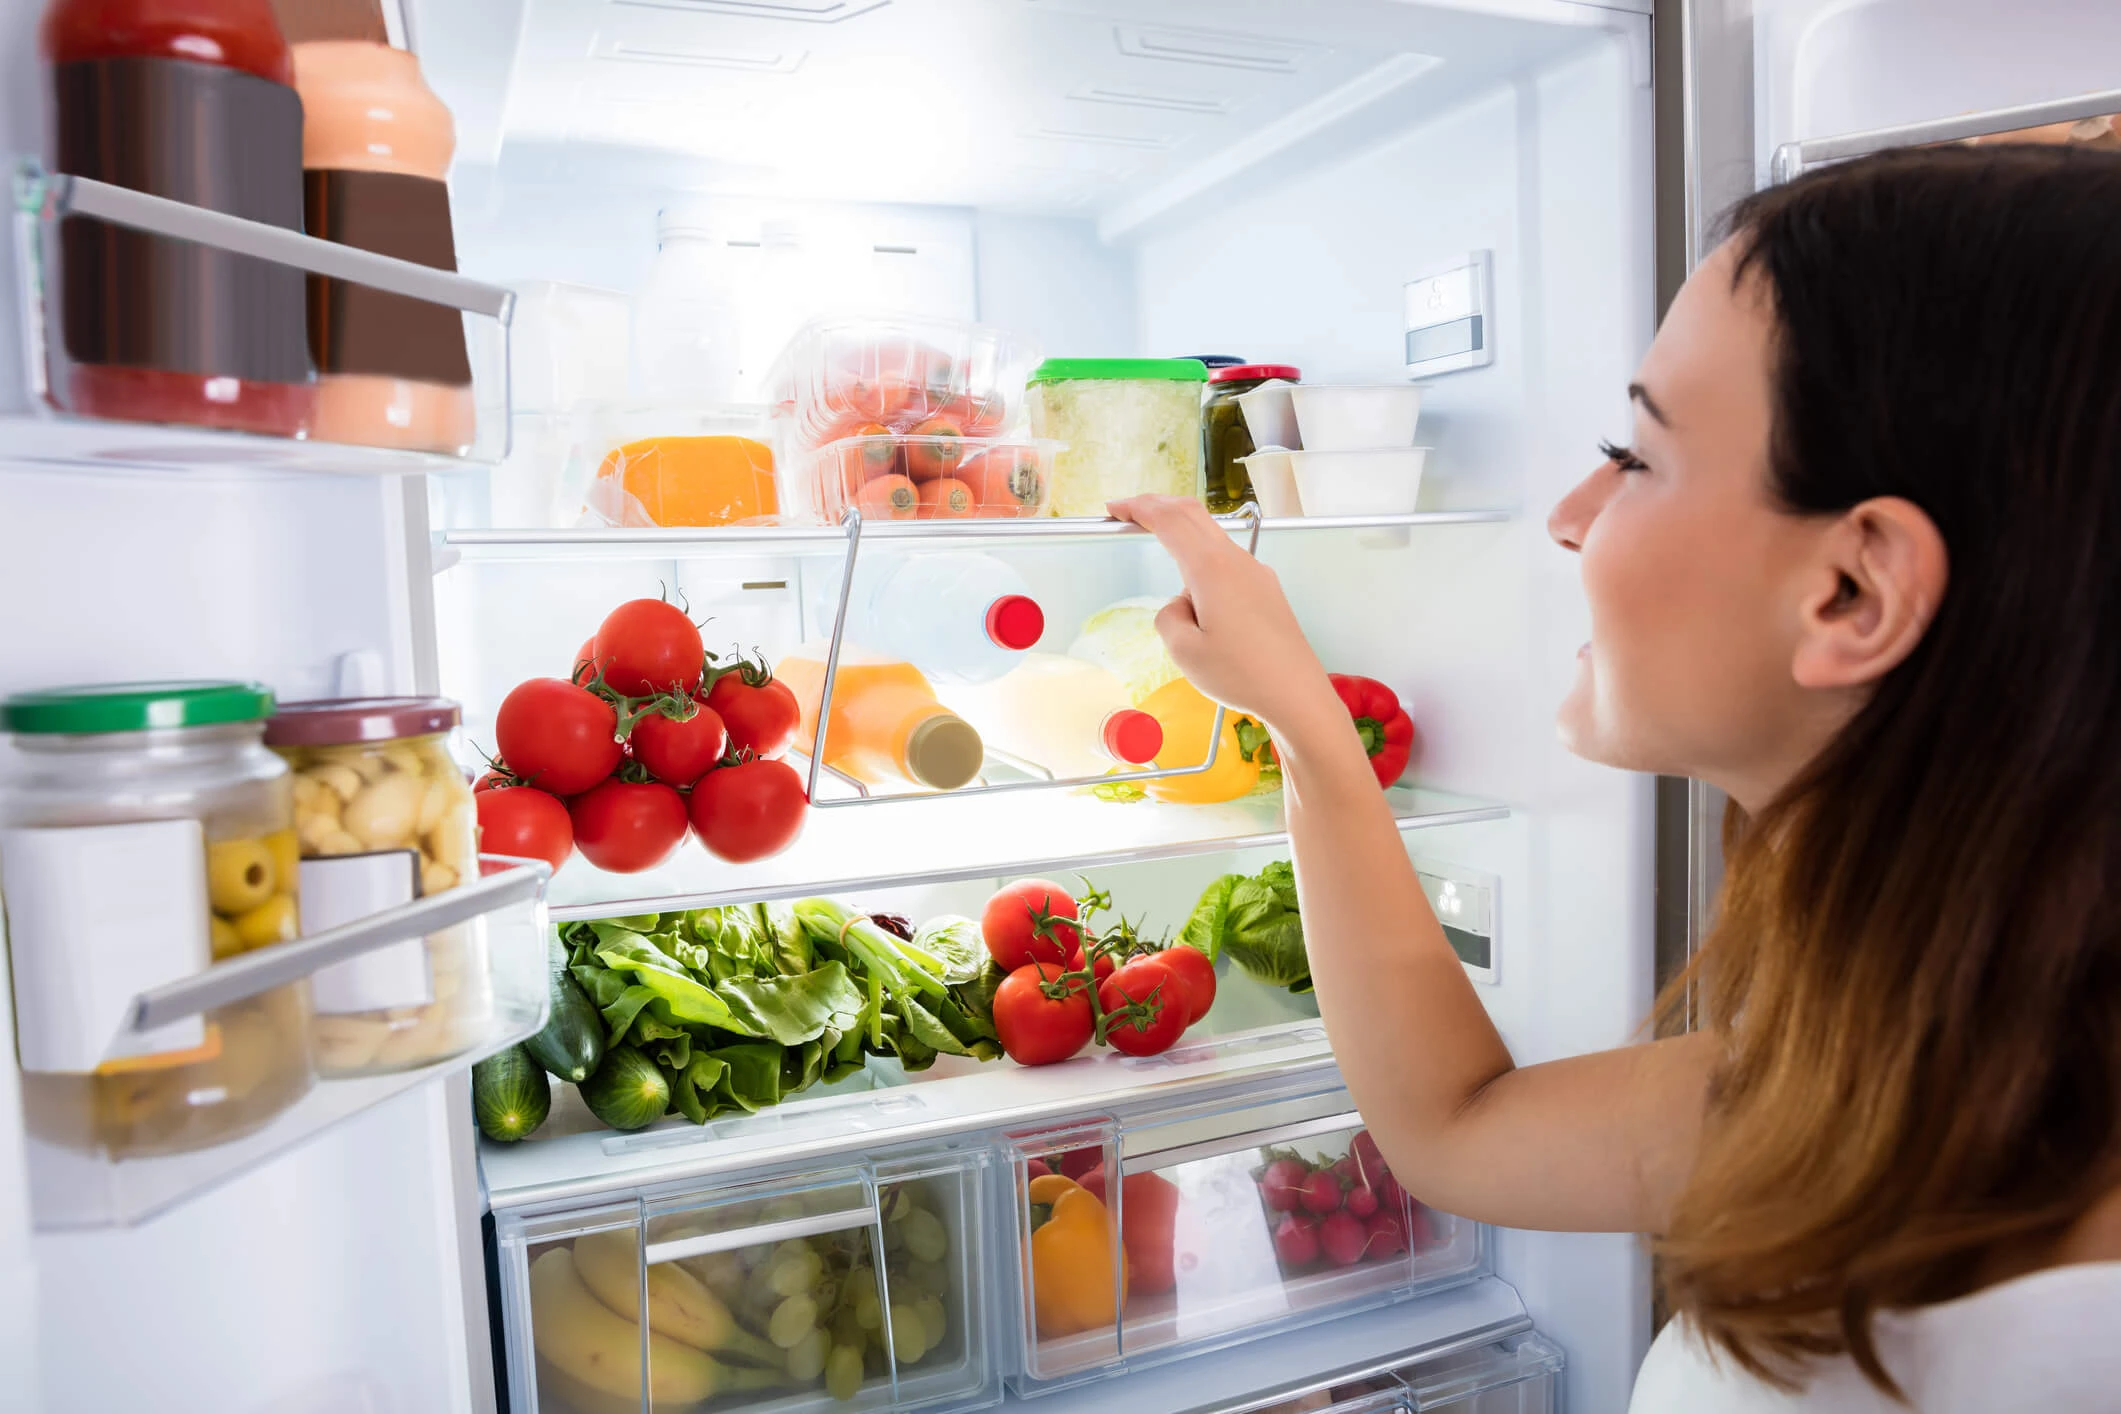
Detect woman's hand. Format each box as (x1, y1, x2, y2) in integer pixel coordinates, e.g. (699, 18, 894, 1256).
(1106, 495, 1339, 733)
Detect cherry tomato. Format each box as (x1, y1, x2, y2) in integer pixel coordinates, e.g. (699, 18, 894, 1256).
(706, 670, 802, 759)
(993, 962, 1093, 1067)
(474, 786, 572, 873)
(629, 701, 727, 788)
(495, 678, 622, 796)
(567, 778, 688, 874)
(473, 768, 508, 794)
(1148, 945, 1217, 1028)
(688, 756, 807, 862)
(981, 879, 1081, 971)
(1097, 957, 1188, 1057)
(574, 636, 607, 681)
(594, 598, 704, 697)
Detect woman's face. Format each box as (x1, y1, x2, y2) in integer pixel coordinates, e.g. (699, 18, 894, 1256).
(1548, 242, 1858, 809)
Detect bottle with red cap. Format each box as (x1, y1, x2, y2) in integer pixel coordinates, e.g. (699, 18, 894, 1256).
(823, 551, 1046, 686)
(944, 654, 1166, 781)
(1202, 363, 1302, 514)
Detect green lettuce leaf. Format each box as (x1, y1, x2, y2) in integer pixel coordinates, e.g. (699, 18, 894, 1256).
(1179, 874, 1243, 961)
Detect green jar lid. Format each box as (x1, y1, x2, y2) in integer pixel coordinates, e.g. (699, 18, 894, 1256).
(2, 681, 277, 735)
(1029, 358, 1208, 384)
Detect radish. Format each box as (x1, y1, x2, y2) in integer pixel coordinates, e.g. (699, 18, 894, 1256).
(1363, 1210, 1408, 1258)
(1350, 1130, 1388, 1186)
(1344, 1183, 1380, 1219)
(1319, 1211, 1368, 1267)
(1260, 1157, 1309, 1212)
(1273, 1213, 1321, 1267)
(1299, 1170, 1344, 1215)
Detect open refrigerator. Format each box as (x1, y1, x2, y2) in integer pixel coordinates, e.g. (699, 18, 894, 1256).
(0, 1, 2113, 1412)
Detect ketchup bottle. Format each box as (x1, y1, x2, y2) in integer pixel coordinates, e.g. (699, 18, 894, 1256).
(41, 0, 317, 438)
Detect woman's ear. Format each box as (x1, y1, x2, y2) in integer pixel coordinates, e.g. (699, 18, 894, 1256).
(1790, 496, 1948, 690)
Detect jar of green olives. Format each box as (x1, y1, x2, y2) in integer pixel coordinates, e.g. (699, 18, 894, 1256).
(0, 682, 314, 1158)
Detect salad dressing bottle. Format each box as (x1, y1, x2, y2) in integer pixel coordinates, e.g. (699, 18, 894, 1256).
(775, 648, 985, 793)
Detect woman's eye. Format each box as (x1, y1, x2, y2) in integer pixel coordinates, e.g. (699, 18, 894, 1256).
(1598, 439, 1648, 473)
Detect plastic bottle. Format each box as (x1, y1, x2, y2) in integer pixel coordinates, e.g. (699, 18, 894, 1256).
(774, 648, 985, 792)
(632, 208, 743, 404)
(945, 655, 1165, 780)
(817, 551, 1045, 686)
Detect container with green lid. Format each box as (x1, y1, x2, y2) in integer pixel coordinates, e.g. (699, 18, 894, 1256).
(1026, 357, 1208, 516)
(0, 679, 314, 1159)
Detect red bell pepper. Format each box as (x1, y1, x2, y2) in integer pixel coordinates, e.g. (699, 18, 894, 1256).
(1328, 674, 1416, 787)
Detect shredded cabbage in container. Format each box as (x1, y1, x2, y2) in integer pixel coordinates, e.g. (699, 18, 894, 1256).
(1031, 379, 1203, 517)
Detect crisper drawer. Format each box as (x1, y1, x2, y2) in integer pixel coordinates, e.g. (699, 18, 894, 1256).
(493, 1146, 999, 1414)
(1243, 1331, 1565, 1414)
(1005, 1093, 1486, 1394)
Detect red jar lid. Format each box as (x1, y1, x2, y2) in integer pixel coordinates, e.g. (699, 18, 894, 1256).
(1102, 709, 1164, 765)
(265, 696, 461, 746)
(1209, 364, 1300, 384)
(984, 595, 1046, 652)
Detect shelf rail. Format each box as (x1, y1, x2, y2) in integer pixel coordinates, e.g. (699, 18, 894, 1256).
(1771, 87, 2121, 183)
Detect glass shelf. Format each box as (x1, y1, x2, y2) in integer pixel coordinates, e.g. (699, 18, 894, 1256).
(544, 785, 1506, 921)
(28, 859, 550, 1229)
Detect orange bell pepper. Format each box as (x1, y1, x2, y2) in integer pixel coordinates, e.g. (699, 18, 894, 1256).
(1028, 1180, 1128, 1337)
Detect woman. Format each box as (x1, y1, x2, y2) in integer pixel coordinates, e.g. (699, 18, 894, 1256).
(1113, 144, 2121, 1409)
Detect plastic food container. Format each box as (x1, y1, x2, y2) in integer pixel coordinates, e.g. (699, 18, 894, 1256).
(1289, 385, 1424, 451)
(0, 682, 314, 1157)
(790, 434, 1057, 523)
(770, 315, 1044, 449)
(1026, 358, 1208, 517)
(549, 404, 778, 529)
(1289, 448, 1428, 516)
(1235, 380, 1302, 454)
(266, 697, 490, 1077)
(1239, 449, 1304, 517)
(1203, 364, 1300, 513)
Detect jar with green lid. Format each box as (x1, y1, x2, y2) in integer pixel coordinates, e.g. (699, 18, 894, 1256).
(1201, 363, 1301, 513)
(0, 682, 314, 1158)
(1025, 357, 1207, 516)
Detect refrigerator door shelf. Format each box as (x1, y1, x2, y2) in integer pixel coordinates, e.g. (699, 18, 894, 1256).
(25, 857, 551, 1230)
(493, 1148, 999, 1414)
(1007, 1084, 1487, 1395)
(7, 160, 514, 473)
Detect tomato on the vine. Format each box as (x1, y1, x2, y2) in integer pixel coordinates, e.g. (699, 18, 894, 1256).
(494, 678, 622, 796)
(628, 700, 727, 788)
(1097, 956, 1188, 1057)
(981, 878, 1081, 971)
(568, 778, 689, 874)
(1148, 945, 1217, 1027)
(688, 755, 807, 862)
(1066, 940, 1116, 988)
(594, 598, 704, 697)
(993, 961, 1093, 1066)
(474, 786, 573, 873)
(706, 665, 802, 759)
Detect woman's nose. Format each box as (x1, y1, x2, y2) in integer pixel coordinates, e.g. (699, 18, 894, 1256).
(1548, 464, 1616, 553)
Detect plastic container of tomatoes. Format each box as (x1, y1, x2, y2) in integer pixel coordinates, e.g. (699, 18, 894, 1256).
(768, 315, 1045, 450)
(787, 434, 1060, 523)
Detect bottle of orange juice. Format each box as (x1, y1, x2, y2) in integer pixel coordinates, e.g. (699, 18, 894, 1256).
(775, 646, 985, 792)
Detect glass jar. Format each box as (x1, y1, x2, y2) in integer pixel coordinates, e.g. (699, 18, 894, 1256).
(264, 697, 489, 1078)
(1201, 364, 1301, 514)
(1025, 358, 1208, 517)
(0, 682, 313, 1158)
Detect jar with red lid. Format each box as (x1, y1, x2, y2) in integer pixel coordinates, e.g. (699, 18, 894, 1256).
(265, 697, 490, 1077)
(1201, 363, 1301, 514)
(39, 0, 317, 438)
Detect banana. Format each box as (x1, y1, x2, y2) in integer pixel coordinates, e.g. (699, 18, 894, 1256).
(527, 1246, 718, 1406)
(574, 1228, 785, 1368)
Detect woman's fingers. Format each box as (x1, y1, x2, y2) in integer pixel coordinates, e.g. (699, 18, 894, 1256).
(1108, 495, 1248, 586)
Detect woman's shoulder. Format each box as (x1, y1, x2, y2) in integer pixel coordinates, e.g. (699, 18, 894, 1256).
(1631, 1263, 2121, 1414)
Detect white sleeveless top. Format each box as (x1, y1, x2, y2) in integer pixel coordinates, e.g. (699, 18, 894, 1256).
(1629, 1262, 2121, 1412)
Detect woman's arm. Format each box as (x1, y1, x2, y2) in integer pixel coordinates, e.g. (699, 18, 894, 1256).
(1111, 495, 1714, 1233)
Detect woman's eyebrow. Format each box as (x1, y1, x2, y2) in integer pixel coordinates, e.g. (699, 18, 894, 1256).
(1628, 382, 1671, 427)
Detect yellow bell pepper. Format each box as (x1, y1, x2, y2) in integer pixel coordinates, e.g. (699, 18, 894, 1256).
(1141, 678, 1263, 804)
(1029, 1180, 1129, 1337)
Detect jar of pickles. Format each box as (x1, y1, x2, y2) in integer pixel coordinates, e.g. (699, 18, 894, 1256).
(1201, 364, 1300, 513)
(0, 682, 313, 1157)
(264, 697, 489, 1077)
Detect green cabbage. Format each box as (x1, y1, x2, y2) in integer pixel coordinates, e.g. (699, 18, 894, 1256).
(1067, 596, 1184, 706)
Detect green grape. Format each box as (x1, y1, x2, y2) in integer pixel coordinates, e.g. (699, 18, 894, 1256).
(788, 1327, 830, 1383)
(826, 1344, 865, 1402)
(838, 1263, 876, 1312)
(899, 1207, 949, 1264)
(914, 1294, 948, 1354)
(886, 1302, 929, 1364)
(769, 1293, 819, 1349)
(831, 1307, 864, 1348)
(769, 1243, 825, 1297)
(853, 1287, 882, 1332)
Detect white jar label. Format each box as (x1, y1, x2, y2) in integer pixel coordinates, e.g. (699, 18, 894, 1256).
(0, 821, 211, 1073)
(300, 853, 433, 1014)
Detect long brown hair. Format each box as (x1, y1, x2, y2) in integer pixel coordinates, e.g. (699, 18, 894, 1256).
(1655, 144, 2121, 1393)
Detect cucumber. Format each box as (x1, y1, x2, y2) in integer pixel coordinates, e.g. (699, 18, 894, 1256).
(524, 965, 604, 1083)
(472, 1044, 550, 1143)
(577, 1043, 669, 1131)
